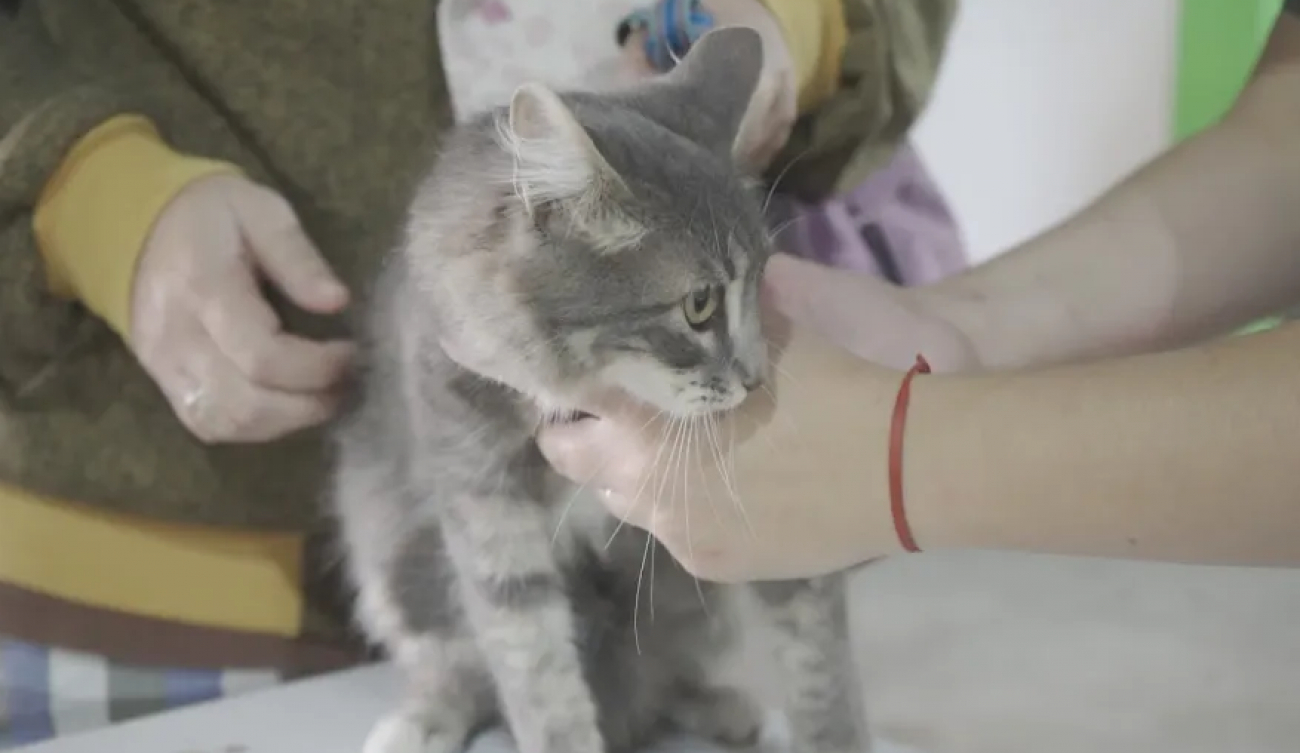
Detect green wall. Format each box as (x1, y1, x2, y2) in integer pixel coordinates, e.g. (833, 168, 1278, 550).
(1176, 0, 1287, 334)
(1175, 0, 1281, 140)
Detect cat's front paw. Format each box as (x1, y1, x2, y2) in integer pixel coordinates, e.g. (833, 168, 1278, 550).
(363, 711, 468, 753)
(363, 713, 425, 753)
(669, 685, 764, 748)
(865, 738, 929, 753)
(784, 738, 928, 753)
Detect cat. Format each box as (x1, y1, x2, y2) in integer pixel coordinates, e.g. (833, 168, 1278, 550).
(330, 27, 867, 753)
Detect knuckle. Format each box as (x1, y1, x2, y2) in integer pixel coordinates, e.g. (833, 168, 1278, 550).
(223, 400, 262, 436)
(232, 346, 279, 383)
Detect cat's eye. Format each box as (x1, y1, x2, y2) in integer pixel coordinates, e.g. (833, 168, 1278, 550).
(682, 286, 721, 329)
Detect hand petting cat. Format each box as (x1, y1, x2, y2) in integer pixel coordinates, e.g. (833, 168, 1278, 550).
(130, 173, 355, 443)
(619, 0, 797, 172)
(536, 280, 915, 584)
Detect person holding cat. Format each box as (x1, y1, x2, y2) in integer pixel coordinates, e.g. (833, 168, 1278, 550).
(0, 0, 956, 744)
(541, 4, 1300, 583)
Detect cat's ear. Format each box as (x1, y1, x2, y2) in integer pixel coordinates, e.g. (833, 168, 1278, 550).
(658, 26, 765, 160)
(499, 83, 644, 252)
(502, 82, 611, 208)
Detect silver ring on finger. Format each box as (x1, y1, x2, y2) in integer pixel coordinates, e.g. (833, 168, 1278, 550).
(181, 382, 208, 421)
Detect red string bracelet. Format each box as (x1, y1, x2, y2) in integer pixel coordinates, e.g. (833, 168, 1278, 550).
(889, 354, 931, 553)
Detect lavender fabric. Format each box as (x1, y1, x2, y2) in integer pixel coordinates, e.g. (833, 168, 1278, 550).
(768, 142, 968, 286)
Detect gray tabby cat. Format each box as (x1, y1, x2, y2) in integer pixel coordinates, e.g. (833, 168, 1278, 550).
(331, 27, 867, 753)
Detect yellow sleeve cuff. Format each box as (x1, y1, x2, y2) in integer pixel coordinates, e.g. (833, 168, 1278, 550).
(33, 115, 240, 341)
(758, 0, 848, 113)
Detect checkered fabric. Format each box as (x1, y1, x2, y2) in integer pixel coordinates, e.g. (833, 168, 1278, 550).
(0, 635, 282, 749)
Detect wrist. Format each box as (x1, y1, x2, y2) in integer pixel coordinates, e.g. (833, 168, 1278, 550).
(33, 115, 240, 339)
(888, 371, 999, 554)
(836, 365, 908, 564)
(765, 321, 904, 565)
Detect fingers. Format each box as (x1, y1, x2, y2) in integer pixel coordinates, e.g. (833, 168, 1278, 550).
(537, 418, 632, 491)
(233, 185, 350, 314)
(198, 267, 354, 393)
(536, 393, 669, 516)
(763, 252, 880, 331)
(762, 252, 833, 320)
(166, 332, 340, 444)
(131, 174, 355, 442)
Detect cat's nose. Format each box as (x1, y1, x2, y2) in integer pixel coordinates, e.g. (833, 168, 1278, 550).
(734, 356, 766, 393)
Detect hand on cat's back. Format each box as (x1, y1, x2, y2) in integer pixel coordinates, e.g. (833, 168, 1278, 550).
(129, 173, 355, 443)
(619, 0, 796, 173)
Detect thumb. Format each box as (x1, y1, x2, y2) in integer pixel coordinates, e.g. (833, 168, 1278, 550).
(536, 418, 615, 488)
(232, 184, 350, 314)
(537, 390, 656, 487)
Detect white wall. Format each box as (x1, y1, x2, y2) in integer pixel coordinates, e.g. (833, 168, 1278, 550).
(912, 0, 1180, 264)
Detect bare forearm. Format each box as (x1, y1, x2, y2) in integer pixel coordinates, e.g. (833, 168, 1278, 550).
(904, 324, 1300, 566)
(926, 21, 1300, 370)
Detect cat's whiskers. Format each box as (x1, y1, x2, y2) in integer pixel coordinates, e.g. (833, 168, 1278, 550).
(706, 413, 734, 492)
(664, 416, 697, 606)
(683, 416, 711, 614)
(604, 414, 673, 551)
(647, 415, 694, 625)
(633, 520, 653, 656)
(761, 381, 803, 440)
(697, 413, 727, 528)
(720, 408, 759, 541)
(771, 358, 803, 389)
(550, 408, 663, 548)
(760, 146, 812, 216)
(766, 214, 805, 244)
(704, 411, 754, 540)
(439, 420, 495, 455)
(656, 416, 691, 619)
(630, 415, 680, 652)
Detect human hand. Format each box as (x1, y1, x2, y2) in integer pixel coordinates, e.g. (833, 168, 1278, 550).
(130, 173, 355, 443)
(538, 308, 903, 583)
(619, 0, 796, 172)
(764, 252, 981, 372)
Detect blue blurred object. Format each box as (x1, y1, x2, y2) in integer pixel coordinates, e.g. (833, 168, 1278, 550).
(617, 0, 716, 73)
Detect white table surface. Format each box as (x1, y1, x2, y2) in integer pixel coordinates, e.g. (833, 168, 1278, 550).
(16, 553, 1300, 753)
(15, 663, 749, 753)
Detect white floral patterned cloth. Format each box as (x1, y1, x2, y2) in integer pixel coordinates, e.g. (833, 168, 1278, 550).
(437, 0, 645, 122)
